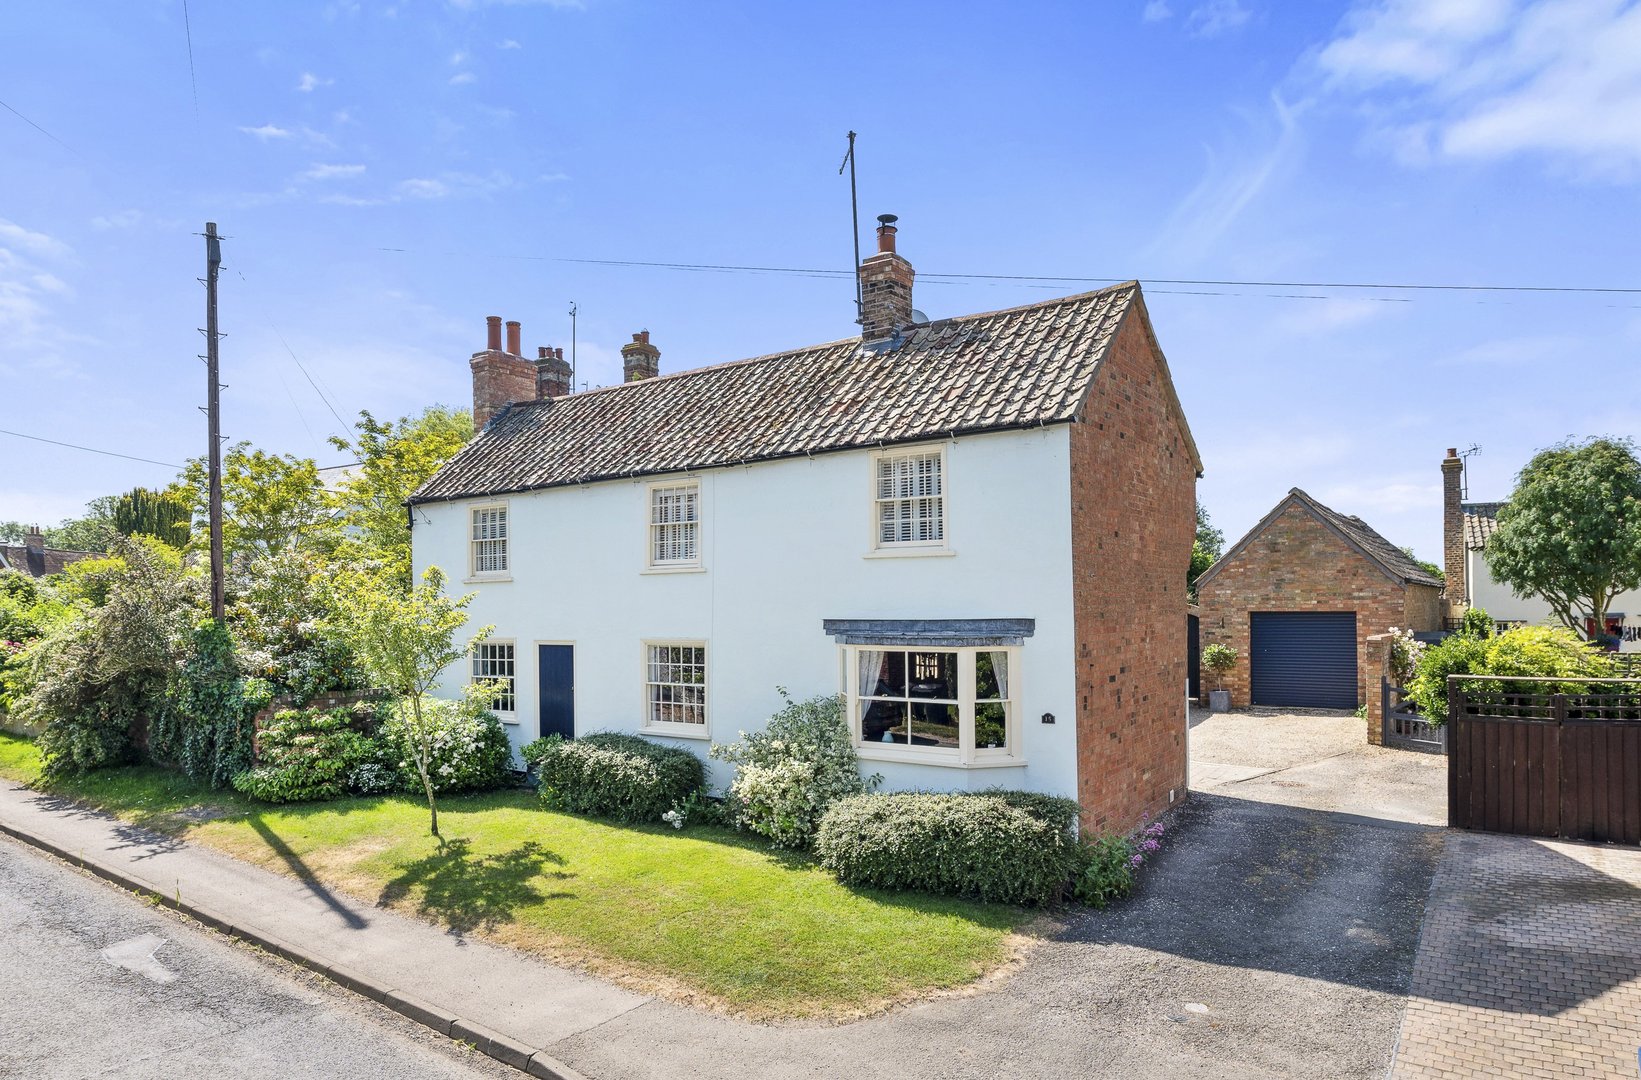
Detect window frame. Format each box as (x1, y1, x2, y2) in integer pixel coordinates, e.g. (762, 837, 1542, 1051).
(867, 445, 952, 557)
(467, 501, 512, 581)
(641, 639, 710, 739)
(843, 644, 1021, 767)
(472, 639, 518, 722)
(643, 478, 704, 573)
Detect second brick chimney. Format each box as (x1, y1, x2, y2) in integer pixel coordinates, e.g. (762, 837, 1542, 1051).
(859, 213, 915, 342)
(470, 315, 536, 432)
(1441, 448, 1466, 616)
(621, 331, 660, 382)
(535, 346, 572, 399)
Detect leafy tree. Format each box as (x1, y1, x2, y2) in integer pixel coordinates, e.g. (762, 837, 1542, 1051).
(113, 486, 192, 549)
(1188, 501, 1224, 596)
(1401, 547, 1444, 582)
(183, 443, 338, 564)
(1487, 437, 1641, 640)
(149, 620, 254, 788)
(328, 406, 471, 590)
(331, 565, 489, 837)
(2, 496, 120, 553)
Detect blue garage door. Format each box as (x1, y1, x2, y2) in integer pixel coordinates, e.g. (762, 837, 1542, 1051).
(1250, 612, 1357, 709)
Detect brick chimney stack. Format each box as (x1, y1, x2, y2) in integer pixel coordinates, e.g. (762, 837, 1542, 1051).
(470, 315, 536, 432)
(1441, 448, 1467, 617)
(621, 330, 660, 382)
(859, 213, 915, 343)
(24, 525, 44, 556)
(535, 346, 572, 399)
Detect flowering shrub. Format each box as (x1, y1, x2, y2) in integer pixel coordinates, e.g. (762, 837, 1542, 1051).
(710, 691, 878, 850)
(381, 690, 514, 795)
(522, 732, 704, 823)
(1073, 817, 1166, 909)
(814, 790, 1082, 905)
(1405, 624, 1613, 722)
(1385, 626, 1427, 686)
(348, 761, 399, 795)
(231, 705, 380, 803)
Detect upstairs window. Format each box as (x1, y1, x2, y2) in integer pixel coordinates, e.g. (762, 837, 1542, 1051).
(875, 450, 944, 548)
(649, 482, 701, 568)
(471, 505, 509, 575)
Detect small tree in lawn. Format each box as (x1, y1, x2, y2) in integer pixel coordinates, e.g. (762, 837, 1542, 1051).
(1202, 643, 1237, 691)
(334, 566, 488, 838)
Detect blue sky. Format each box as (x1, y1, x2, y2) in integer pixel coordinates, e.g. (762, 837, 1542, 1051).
(4, 0, 1639, 563)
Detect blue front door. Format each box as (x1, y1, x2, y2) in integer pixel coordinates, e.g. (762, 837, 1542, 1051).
(538, 644, 575, 739)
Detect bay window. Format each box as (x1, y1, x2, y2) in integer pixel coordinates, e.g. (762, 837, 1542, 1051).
(848, 645, 1018, 762)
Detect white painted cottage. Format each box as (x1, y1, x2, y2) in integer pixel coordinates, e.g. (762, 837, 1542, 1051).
(410, 218, 1203, 831)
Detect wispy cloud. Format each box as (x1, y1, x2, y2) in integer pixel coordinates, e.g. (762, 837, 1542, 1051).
(1187, 0, 1252, 37)
(397, 171, 513, 200)
(499, 38, 522, 48)
(296, 71, 334, 92)
(0, 219, 83, 381)
(447, 0, 586, 9)
(1143, 0, 1173, 21)
(89, 209, 181, 231)
(302, 163, 367, 181)
(1145, 93, 1302, 263)
(1440, 333, 1582, 366)
(1315, 0, 1641, 180)
(449, 71, 477, 86)
(239, 123, 292, 141)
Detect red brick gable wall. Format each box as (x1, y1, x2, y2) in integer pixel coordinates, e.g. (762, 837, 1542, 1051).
(1070, 302, 1196, 835)
(1196, 504, 1429, 708)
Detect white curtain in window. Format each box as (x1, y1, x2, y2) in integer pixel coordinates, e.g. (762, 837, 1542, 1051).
(988, 651, 1009, 699)
(857, 649, 885, 698)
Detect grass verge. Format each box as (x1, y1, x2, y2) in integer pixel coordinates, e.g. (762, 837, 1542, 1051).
(0, 732, 1026, 1018)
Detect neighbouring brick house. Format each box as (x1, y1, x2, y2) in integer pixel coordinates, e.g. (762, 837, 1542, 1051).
(0, 526, 99, 580)
(410, 216, 1203, 833)
(1196, 489, 1442, 710)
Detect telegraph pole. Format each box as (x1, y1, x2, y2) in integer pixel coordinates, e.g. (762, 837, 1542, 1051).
(568, 301, 578, 393)
(204, 222, 225, 623)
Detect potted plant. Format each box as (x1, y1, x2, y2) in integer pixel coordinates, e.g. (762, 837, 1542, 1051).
(1201, 643, 1237, 712)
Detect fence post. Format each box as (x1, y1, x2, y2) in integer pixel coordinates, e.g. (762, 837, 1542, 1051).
(1552, 693, 1568, 725)
(1381, 676, 1392, 744)
(1447, 676, 1463, 829)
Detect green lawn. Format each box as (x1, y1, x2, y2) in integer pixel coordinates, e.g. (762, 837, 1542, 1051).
(0, 733, 1026, 1017)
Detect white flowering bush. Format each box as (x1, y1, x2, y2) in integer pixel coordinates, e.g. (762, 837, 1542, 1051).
(1386, 626, 1428, 687)
(710, 690, 879, 850)
(381, 686, 514, 796)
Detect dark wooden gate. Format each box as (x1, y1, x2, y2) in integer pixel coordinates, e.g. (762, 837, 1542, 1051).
(1448, 675, 1641, 844)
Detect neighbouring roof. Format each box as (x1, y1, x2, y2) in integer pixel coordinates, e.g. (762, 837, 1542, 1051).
(1463, 501, 1504, 550)
(0, 543, 101, 579)
(412, 282, 1202, 505)
(1197, 487, 1445, 590)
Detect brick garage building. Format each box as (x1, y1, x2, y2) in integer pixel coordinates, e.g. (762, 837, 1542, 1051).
(1196, 489, 1442, 710)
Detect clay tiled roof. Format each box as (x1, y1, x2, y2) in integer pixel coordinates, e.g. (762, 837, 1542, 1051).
(1463, 502, 1504, 550)
(0, 544, 101, 579)
(413, 283, 1199, 504)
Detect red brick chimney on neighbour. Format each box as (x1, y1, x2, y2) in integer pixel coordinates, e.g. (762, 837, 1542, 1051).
(621, 330, 660, 382)
(470, 315, 536, 432)
(859, 213, 915, 342)
(24, 526, 44, 556)
(1441, 447, 1466, 616)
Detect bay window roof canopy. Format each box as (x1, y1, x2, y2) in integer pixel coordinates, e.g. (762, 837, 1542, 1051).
(822, 618, 1036, 648)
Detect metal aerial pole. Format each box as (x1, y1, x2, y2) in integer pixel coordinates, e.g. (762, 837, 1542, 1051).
(204, 222, 225, 622)
(840, 131, 862, 325)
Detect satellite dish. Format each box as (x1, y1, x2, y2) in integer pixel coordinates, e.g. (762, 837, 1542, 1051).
(910, 309, 929, 325)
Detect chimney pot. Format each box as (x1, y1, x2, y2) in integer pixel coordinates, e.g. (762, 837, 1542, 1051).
(1446, 447, 1458, 458)
(506, 320, 522, 356)
(486, 315, 503, 352)
(538, 346, 550, 359)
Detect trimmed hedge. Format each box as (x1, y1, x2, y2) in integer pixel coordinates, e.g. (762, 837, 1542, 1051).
(231, 706, 378, 803)
(814, 790, 1082, 905)
(521, 733, 704, 824)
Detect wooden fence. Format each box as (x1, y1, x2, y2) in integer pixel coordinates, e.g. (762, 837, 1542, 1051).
(1448, 675, 1641, 844)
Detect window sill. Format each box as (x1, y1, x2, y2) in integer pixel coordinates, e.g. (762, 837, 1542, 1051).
(862, 547, 956, 560)
(495, 714, 520, 727)
(463, 573, 513, 584)
(854, 746, 1025, 769)
(641, 565, 706, 576)
(639, 725, 711, 742)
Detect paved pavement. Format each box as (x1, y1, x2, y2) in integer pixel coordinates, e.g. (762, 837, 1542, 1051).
(0, 831, 516, 1080)
(1389, 831, 1641, 1080)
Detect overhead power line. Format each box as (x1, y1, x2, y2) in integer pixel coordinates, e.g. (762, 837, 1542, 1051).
(0, 427, 182, 470)
(181, 0, 200, 118)
(0, 97, 76, 155)
(372, 247, 1641, 297)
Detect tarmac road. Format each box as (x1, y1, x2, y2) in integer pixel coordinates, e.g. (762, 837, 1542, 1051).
(0, 832, 514, 1080)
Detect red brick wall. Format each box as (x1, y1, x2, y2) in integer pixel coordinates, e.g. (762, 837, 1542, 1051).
(1404, 583, 1442, 634)
(1071, 298, 1197, 836)
(1196, 504, 1409, 708)
(471, 350, 536, 432)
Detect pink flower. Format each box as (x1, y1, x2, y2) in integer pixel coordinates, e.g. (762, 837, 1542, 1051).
(1141, 838, 1160, 852)
(1129, 853, 1145, 868)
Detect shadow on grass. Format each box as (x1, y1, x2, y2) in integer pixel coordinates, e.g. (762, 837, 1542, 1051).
(378, 837, 572, 940)
(246, 815, 370, 930)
